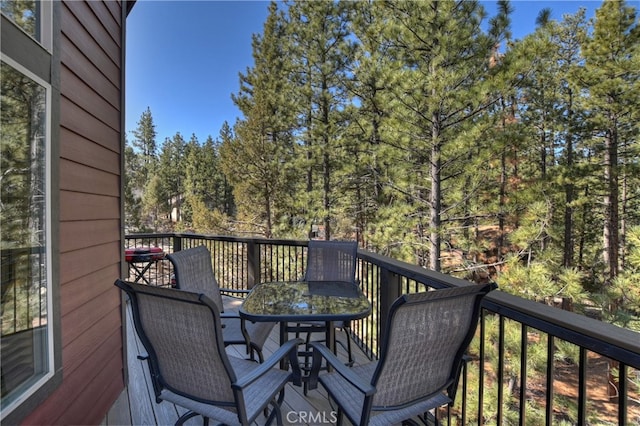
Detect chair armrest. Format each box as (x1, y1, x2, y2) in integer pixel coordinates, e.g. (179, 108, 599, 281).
(308, 342, 375, 396)
(233, 338, 304, 389)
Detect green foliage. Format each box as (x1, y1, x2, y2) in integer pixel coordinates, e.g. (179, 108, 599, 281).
(125, 0, 640, 331)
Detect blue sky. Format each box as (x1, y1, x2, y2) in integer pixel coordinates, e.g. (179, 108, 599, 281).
(125, 1, 601, 146)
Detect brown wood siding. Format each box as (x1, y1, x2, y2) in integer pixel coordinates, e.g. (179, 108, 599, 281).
(22, 1, 125, 424)
(60, 192, 120, 221)
(60, 128, 120, 175)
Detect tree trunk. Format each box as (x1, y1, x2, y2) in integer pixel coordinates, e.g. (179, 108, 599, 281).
(429, 115, 441, 271)
(602, 121, 619, 282)
(563, 91, 575, 268)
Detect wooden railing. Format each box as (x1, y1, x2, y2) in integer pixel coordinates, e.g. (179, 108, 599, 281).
(125, 233, 640, 425)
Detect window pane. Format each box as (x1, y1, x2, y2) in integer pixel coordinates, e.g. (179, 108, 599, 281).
(0, 60, 49, 408)
(0, 0, 39, 40)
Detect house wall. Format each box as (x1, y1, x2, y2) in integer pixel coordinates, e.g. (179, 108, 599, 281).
(22, 1, 125, 424)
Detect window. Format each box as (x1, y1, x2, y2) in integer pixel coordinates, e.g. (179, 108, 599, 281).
(0, 56, 52, 421)
(0, 0, 39, 38)
(0, 0, 51, 50)
(1, 1, 55, 421)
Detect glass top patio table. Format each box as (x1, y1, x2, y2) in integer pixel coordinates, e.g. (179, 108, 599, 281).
(240, 281, 371, 377)
(239, 281, 371, 323)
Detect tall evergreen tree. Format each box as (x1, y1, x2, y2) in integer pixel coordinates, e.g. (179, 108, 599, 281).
(574, 0, 640, 281)
(131, 107, 158, 185)
(516, 8, 589, 267)
(373, 0, 511, 270)
(157, 133, 187, 223)
(285, 0, 356, 240)
(225, 2, 297, 238)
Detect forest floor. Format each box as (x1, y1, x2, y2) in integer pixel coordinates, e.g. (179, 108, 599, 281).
(544, 352, 639, 424)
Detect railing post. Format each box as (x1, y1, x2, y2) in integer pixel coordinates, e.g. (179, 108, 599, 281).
(173, 235, 182, 253)
(246, 241, 260, 289)
(379, 267, 402, 345)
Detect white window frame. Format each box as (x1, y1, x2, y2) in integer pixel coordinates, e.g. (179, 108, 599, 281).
(0, 55, 54, 421)
(0, 0, 54, 417)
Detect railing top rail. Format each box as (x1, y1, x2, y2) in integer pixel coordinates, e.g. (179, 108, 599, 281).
(485, 291, 640, 369)
(125, 232, 309, 247)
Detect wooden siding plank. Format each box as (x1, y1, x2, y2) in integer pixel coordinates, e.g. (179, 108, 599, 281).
(61, 264, 121, 315)
(61, 127, 119, 173)
(103, 0, 121, 24)
(60, 34, 120, 109)
(61, 96, 120, 152)
(60, 3, 119, 87)
(54, 349, 125, 425)
(80, 364, 127, 426)
(62, 317, 121, 378)
(60, 2, 120, 88)
(60, 219, 120, 253)
(61, 64, 120, 131)
(86, 0, 121, 48)
(60, 192, 119, 221)
(60, 241, 120, 285)
(60, 158, 119, 197)
(61, 285, 120, 345)
(22, 327, 124, 425)
(62, 1, 120, 76)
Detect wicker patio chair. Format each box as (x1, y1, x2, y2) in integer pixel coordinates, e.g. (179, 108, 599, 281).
(296, 240, 359, 366)
(286, 240, 360, 395)
(167, 245, 275, 362)
(309, 283, 493, 426)
(115, 279, 302, 426)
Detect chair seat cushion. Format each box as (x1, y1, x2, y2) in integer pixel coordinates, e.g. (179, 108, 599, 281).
(319, 361, 451, 426)
(161, 355, 291, 425)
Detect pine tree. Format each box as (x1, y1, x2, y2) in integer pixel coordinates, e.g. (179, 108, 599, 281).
(285, 0, 356, 240)
(573, 0, 640, 281)
(516, 8, 589, 267)
(157, 133, 187, 224)
(131, 107, 158, 185)
(372, 0, 511, 270)
(224, 2, 298, 238)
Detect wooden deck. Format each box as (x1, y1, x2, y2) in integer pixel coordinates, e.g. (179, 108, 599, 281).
(102, 297, 367, 426)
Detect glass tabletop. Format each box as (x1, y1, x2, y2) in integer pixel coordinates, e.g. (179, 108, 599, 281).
(240, 281, 371, 322)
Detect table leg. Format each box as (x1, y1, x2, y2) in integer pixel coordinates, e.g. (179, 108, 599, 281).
(129, 262, 153, 284)
(279, 322, 288, 370)
(325, 321, 335, 371)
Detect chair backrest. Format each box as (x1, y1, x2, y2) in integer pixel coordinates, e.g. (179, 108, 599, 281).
(304, 240, 358, 283)
(115, 279, 237, 404)
(371, 284, 491, 409)
(167, 245, 224, 311)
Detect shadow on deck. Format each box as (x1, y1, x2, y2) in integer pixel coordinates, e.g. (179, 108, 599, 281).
(102, 296, 365, 426)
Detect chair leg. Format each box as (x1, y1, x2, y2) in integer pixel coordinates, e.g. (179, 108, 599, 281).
(265, 390, 285, 425)
(342, 326, 354, 367)
(175, 410, 200, 426)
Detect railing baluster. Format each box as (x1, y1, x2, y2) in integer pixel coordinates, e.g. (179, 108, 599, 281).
(519, 324, 527, 426)
(578, 347, 587, 425)
(546, 334, 555, 426)
(479, 309, 486, 425)
(498, 315, 505, 425)
(618, 363, 627, 426)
